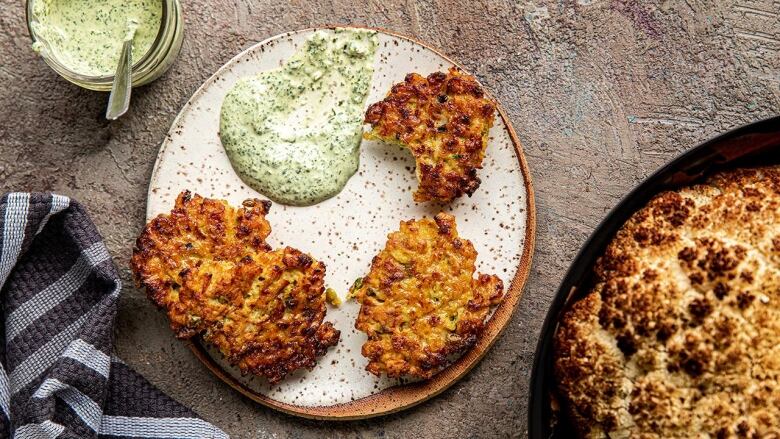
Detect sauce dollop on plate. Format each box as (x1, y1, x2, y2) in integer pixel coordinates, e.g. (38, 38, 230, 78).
(219, 28, 378, 206)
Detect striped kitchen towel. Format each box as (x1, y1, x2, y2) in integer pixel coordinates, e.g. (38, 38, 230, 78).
(0, 193, 228, 439)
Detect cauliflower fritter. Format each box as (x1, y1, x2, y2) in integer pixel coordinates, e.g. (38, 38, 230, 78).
(554, 167, 780, 438)
(364, 67, 496, 203)
(351, 213, 503, 379)
(131, 191, 340, 383)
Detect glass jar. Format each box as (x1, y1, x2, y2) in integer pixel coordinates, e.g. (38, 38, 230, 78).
(26, 0, 184, 91)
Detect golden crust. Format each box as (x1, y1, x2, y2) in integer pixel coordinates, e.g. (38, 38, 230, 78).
(554, 167, 780, 438)
(351, 213, 503, 379)
(131, 191, 339, 384)
(364, 67, 496, 203)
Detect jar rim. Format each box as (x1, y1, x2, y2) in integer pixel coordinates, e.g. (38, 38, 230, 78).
(25, 0, 172, 83)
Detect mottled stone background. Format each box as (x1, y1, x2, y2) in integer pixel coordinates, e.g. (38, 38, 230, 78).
(1, 0, 779, 437)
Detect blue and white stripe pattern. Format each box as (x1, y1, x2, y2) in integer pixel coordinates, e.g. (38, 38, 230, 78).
(0, 193, 228, 439)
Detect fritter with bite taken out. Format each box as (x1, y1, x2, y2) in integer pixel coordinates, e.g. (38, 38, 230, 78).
(351, 213, 503, 379)
(131, 191, 340, 384)
(364, 67, 496, 203)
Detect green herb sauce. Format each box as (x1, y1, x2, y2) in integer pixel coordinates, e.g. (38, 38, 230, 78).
(31, 0, 162, 77)
(219, 29, 378, 206)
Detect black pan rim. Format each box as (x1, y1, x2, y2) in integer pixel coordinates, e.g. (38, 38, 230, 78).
(528, 115, 780, 438)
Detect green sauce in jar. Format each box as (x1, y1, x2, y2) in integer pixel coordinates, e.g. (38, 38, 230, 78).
(31, 0, 162, 77)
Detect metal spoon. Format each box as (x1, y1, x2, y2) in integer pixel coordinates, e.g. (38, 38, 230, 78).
(105, 21, 138, 120)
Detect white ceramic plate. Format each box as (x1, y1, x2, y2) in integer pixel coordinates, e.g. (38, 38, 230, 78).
(146, 26, 535, 420)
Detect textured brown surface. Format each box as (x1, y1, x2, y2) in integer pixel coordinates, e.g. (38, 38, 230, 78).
(1, 1, 779, 437)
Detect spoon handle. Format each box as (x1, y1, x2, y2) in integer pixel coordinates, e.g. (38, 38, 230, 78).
(105, 38, 133, 120)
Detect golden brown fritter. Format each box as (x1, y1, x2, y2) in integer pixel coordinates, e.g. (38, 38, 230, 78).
(554, 167, 780, 438)
(351, 213, 503, 379)
(131, 191, 340, 383)
(364, 67, 496, 203)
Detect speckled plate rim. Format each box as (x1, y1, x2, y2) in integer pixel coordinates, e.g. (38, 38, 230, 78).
(148, 24, 536, 421)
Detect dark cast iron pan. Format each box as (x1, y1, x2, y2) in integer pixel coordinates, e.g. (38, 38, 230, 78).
(528, 116, 780, 438)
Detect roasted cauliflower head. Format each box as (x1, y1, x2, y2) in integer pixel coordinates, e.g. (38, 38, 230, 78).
(351, 212, 503, 379)
(131, 191, 340, 383)
(554, 167, 780, 438)
(364, 67, 496, 203)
